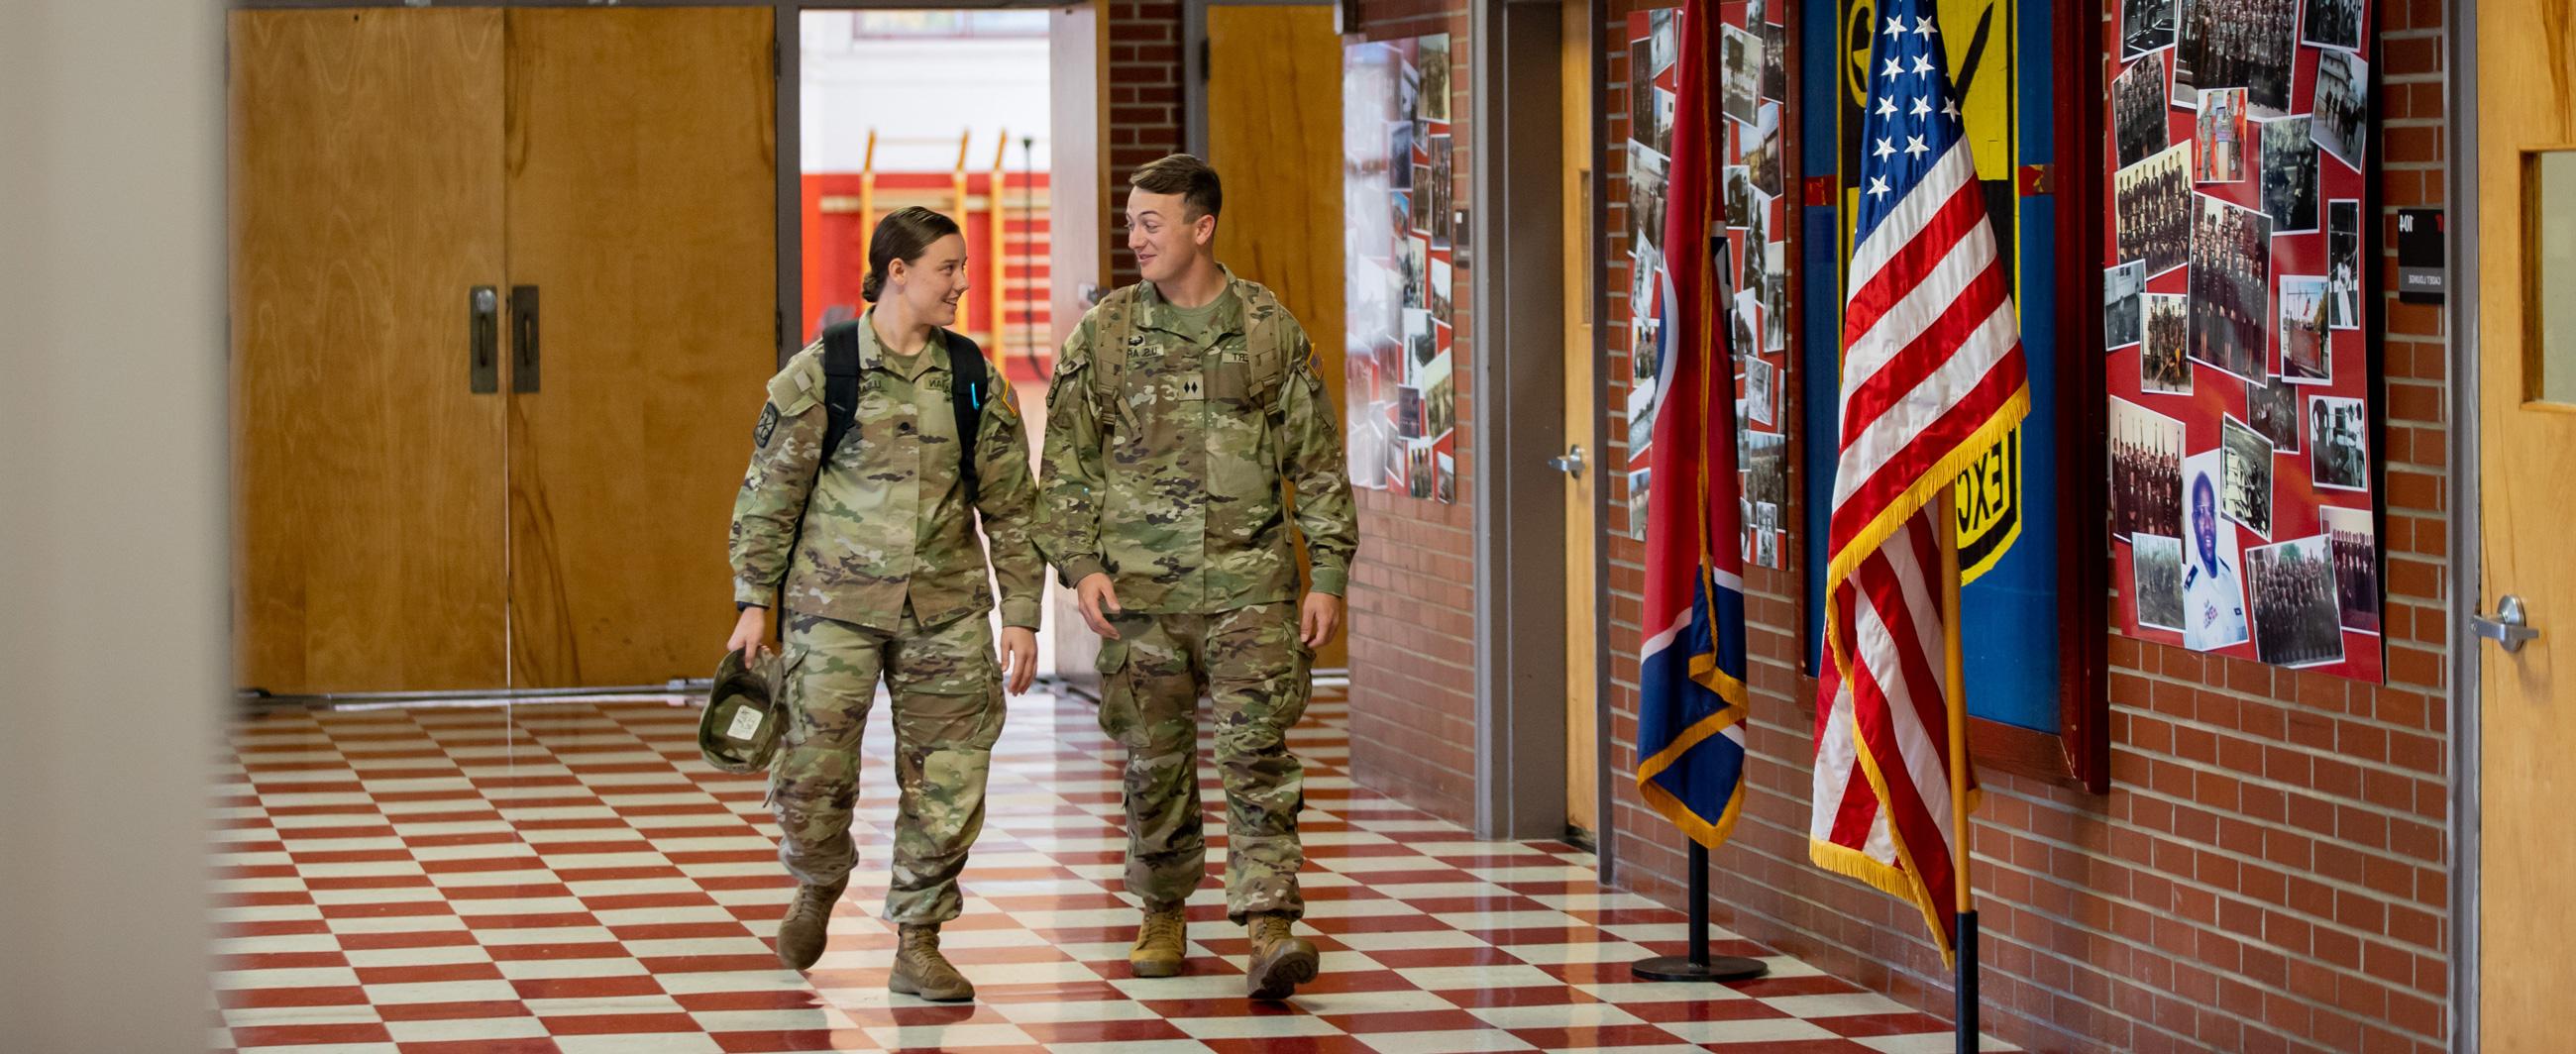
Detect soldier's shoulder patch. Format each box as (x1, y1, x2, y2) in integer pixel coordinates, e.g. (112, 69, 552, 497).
(754, 402, 782, 448)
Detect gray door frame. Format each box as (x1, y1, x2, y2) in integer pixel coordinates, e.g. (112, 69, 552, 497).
(2442, 0, 2478, 1045)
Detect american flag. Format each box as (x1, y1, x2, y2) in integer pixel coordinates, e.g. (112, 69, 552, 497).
(1807, 0, 2028, 963)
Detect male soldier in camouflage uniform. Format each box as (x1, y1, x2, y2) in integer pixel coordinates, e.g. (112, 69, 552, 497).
(728, 208, 1041, 1001)
(1035, 155, 1359, 1001)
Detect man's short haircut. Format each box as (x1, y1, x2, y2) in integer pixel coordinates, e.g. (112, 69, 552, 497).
(1129, 154, 1223, 220)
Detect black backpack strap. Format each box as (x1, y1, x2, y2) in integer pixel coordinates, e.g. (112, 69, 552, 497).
(944, 331, 989, 505)
(819, 321, 865, 468)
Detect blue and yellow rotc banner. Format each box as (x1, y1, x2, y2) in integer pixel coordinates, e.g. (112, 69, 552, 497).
(1802, 0, 2065, 734)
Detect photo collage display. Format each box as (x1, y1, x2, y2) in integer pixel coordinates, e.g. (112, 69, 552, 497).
(1625, 2, 1793, 563)
(1342, 35, 1458, 503)
(2102, 0, 2381, 680)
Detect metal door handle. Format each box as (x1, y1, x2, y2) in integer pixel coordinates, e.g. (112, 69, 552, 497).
(2473, 595, 2540, 654)
(509, 284, 541, 394)
(469, 286, 499, 393)
(1548, 444, 1587, 476)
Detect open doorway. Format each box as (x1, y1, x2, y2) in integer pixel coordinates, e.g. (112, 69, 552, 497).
(798, 8, 1083, 680)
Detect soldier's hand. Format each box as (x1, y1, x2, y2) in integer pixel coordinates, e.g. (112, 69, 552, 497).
(1300, 592, 1344, 650)
(726, 606, 774, 661)
(999, 626, 1039, 694)
(1077, 574, 1124, 640)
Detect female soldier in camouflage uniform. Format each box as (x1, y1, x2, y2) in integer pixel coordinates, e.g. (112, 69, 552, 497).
(725, 207, 1042, 1001)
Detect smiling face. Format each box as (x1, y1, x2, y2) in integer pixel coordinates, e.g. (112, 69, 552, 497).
(888, 233, 970, 328)
(1125, 187, 1214, 286)
(2194, 474, 2220, 567)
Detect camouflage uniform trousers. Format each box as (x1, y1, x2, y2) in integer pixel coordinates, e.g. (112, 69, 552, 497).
(773, 606, 1005, 924)
(1094, 600, 1313, 922)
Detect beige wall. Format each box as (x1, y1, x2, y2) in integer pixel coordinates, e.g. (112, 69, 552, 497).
(0, 2, 222, 1049)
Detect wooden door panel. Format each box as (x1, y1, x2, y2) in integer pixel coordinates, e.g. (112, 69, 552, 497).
(2477, 0, 2576, 1045)
(1207, 4, 1349, 670)
(230, 9, 508, 693)
(504, 7, 779, 687)
(1560, 0, 1599, 834)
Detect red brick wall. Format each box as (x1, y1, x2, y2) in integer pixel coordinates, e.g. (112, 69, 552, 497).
(1343, 0, 1483, 827)
(1106, 0, 1186, 290)
(1585, 5, 2455, 1054)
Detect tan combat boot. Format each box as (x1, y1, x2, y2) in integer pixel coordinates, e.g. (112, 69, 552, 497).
(1244, 911, 1318, 1000)
(774, 878, 847, 971)
(888, 923, 975, 1001)
(1127, 900, 1189, 978)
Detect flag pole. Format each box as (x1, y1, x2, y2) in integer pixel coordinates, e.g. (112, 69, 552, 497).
(1940, 491, 1979, 1053)
(1631, 841, 1770, 983)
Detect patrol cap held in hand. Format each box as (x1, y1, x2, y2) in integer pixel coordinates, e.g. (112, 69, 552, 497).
(698, 647, 785, 774)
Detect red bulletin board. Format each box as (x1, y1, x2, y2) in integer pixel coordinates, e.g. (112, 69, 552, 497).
(2101, 0, 2381, 681)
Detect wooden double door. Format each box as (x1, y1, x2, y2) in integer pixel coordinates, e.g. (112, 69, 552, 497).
(231, 7, 777, 693)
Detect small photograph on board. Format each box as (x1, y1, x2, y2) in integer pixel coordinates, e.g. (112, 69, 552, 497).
(1754, 524, 1780, 568)
(1411, 162, 1435, 232)
(2106, 261, 2148, 349)
(2143, 293, 2193, 393)
(2182, 448, 2251, 651)
(1389, 190, 1412, 241)
(2313, 50, 2371, 170)
(2327, 200, 2363, 330)
(1644, 88, 1677, 158)
(2123, 0, 2180, 56)
(2262, 115, 2319, 233)
(1629, 142, 1671, 252)
(1420, 35, 1451, 123)
(1732, 302, 1761, 369)
(2246, 370, 2308, 451)
(1745, 103, 1786, 197)
(2133, 533, 2187, 632)
(1725, 165, 1758, 228)
(1740, 211, 1771, 298)
(1426, 372, 1455, 438)
(1627, 468, 1652, 540)
(2188, 192, 2271, 382)
(1389, 120, 1416, 189)
(1650, 8, 1678, 74)
(1745, 431, 1789, 509)
(1403, 307, 1434, 372)
(1407, 440, 1435, 500)
(1747, 356, 1776, 427)
(2309, 394, 2370, 491)
(2112, 397, 2188, 540)
(1430, 256, 1453, 320)
(1762, 22, 1788, 102)
(2221, 413, 2276, 540)
(1428, 136, 1455, 248)
(2303, 0, 2365, 52)
(1764, 248, 1789, 352)
(2247, 372, 2302, 453)
(2116, 142, 2194, 275)
(2277, 275, 2332, 383)
(2320, 505, 2382, 634)
(2195, 88, 2249, 183)
(1436, 451, 1455, 503)
(1630, 242, 1664, 330)
(2113, 55, 2172, 168)
(2176, 0, 2297, 115)
(1401, 235, 1427, 309)
(2247, 535, 2347, 668)
(1628, 38, 1656, 133)
(1722, 24, 1761, 125)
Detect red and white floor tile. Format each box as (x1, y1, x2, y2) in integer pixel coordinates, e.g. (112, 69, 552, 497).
(214, 683, 2011, 1053)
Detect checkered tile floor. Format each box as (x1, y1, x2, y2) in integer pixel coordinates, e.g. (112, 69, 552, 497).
(214, 683, 2009, 1053)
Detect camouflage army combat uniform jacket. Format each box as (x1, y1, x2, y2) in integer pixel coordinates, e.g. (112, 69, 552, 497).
(730, 324, 1042, 630)
(1033, 268, 1357, 611)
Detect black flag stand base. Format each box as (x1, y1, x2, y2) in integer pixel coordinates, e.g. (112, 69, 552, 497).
(1630, 842, 1769, 983)
(1954, 909, 1982, 1054)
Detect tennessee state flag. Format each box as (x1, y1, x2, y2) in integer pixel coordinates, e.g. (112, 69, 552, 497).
(1635, 0, 1751, 849)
